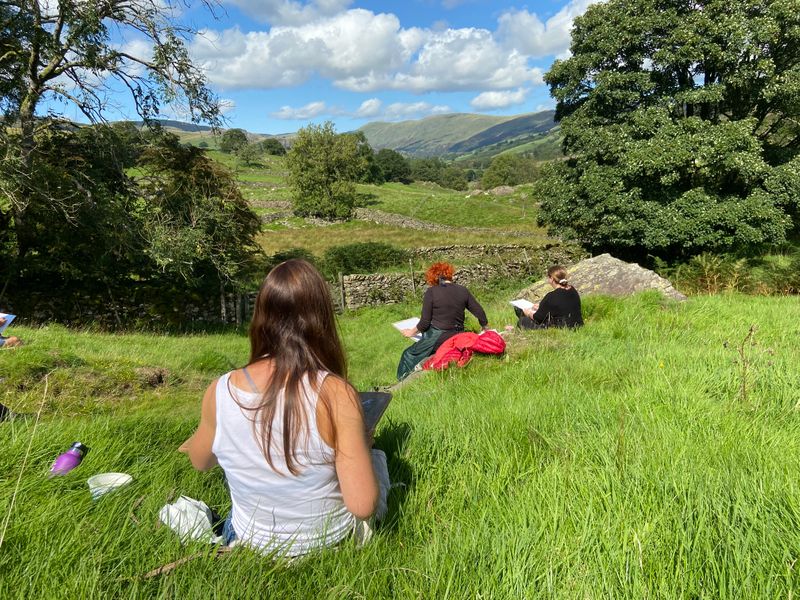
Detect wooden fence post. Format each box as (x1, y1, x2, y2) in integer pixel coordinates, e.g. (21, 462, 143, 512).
(338, 272, 346, 310)
(409, 259, 416, 295)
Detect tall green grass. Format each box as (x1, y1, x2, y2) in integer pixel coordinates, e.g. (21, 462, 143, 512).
(2, 292, 800, 597)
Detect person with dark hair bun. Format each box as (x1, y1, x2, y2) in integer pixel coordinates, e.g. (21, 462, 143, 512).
(397, 262, 488, 380)
(516, 265, 583, 329)
(179, 259, 385, 556)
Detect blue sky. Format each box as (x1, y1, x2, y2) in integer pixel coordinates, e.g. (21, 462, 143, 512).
(58, 0, 600, 133)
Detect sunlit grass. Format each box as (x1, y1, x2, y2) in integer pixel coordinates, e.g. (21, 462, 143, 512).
(2, 293, 800, 597)
(257, 220, 550, 256)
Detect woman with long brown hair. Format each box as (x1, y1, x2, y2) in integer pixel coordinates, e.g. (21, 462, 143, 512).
(179, 259, 380, 555)
(397, 262, 488, 380)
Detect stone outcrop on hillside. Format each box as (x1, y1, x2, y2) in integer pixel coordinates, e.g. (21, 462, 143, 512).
(517, 253, 687, 301)
(488, 185, 515, 196)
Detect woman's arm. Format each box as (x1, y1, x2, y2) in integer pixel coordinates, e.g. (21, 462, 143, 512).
(415, 288, 434, 333)
(531, 292, 554, 323)
(178, 379, 219, 471)
(466, 290, 489, 328)
(319, 376, 379, 520)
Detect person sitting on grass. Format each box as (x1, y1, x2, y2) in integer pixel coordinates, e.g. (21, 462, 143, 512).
(179, 259, 385, 556)
(0, 316, 21, 348)
(397, 261, 489, 380)
(515, 265, 583, 330)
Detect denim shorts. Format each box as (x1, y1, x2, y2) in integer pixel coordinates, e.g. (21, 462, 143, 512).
(221, 513, 237, 545)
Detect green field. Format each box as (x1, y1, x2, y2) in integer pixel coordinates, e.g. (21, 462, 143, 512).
(5, 138, 798, 598)
(205, 150, 551, 257)
(3, 291, 800, 597)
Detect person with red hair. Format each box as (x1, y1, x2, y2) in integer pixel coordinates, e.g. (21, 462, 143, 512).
(397, 262, 488, 380)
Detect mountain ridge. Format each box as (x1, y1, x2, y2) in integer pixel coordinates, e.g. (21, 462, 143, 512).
(358, 110, 559, 157)
(125, 110, 562, 160)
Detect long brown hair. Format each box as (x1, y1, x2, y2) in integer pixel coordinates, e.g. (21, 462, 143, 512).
(243, 259, 347, 475)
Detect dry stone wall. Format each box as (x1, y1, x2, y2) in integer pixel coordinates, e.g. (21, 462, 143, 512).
(339, 243, 587, 309)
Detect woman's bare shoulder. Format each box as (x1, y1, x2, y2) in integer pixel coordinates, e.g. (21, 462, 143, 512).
(319, 373, 360, 410)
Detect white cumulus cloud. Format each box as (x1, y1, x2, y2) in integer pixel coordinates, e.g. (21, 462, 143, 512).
(192, 8, 543, 93)
(383, 102, 451, 120)
(269, 98, 451, 121)
(219, 98, 236, 114)
(271, 100, 330, 119)
(338, 27, 542, 93)
(355, 98, 382, 118)
(497, 0, 603, 59)
(223, 0, 353, 26)
(470, 88, 529, 110)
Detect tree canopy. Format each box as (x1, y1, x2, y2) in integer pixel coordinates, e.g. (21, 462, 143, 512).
(220, 128, 249, 154)
(0, 1, 266, 324)
(286, 122, 369, 220)
(1, 0, 221, 261)
(374, 148, 411, 183)
(536, 0, 800, 260)
(261, 137, 286, 156)
(481, 153, 539, 189)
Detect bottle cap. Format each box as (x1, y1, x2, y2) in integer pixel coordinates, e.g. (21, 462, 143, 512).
(70, 442, 90, 457)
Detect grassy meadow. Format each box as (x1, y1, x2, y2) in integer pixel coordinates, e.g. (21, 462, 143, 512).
(204, 149, 551, 256)
(2, 291, 800, 598)
(3, 142, 800, 598)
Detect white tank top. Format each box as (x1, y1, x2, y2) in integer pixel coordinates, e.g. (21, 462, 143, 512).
(212, 370, 354, 556)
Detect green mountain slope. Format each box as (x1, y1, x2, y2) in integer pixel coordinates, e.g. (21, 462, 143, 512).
(448, 111, 556, 153)
(359, 113, 520, 155)
(359, 110, 559, 158)
(120, 112, 561, 159)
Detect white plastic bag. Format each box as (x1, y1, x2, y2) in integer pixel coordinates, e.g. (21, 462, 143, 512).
(158, 495, 223, 544)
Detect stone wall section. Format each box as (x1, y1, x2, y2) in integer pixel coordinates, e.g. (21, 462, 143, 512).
(339, 243, 587, 309)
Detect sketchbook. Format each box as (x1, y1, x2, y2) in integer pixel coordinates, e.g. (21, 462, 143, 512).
(392, 317, 422, 342)
(509, 299, 535, 311)
(0, 313, 15, 335)
(359, 391, 393, 433)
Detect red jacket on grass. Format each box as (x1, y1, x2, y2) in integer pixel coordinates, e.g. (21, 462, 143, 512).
(422, 330, 506, 372)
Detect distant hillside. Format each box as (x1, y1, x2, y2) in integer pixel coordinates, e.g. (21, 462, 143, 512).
(448, 111, 555, 153)
(119, 112, 562, 159)
(359, 110, 560, 158)
(131, 119, 215, 133)
(359, 114, 518, 155)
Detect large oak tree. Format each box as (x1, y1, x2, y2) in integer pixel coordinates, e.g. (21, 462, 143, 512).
(536, 0, 800, 260)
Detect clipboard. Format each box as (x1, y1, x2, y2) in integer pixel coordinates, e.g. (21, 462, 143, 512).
(359, 391, 392, 433)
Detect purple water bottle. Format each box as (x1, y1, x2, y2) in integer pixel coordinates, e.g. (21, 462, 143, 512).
(49, 442, 90, 476)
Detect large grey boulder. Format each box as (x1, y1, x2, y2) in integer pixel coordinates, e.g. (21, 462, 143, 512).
(517, 253, 687, 301)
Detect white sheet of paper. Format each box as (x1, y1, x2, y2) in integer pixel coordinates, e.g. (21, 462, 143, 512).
(509, 299, 535, 311)
(392, 317, 422, 342)
(0, 313, 15, 335)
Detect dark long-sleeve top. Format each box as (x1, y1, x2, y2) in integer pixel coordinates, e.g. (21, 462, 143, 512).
(532, 287, 583, 328)
(417, 282, 488, 333)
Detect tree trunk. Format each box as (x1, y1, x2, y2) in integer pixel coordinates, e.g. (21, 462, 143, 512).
(219, 280, 227, 323)
(13, 91, 39, 261)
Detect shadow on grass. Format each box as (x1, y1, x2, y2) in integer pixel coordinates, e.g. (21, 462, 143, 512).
(374, 419, 413, 534)
(354, 192, 379, 207)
